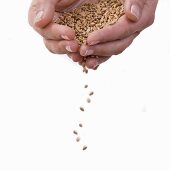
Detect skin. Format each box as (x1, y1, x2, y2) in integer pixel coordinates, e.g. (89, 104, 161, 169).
(28, 0, 159, 69)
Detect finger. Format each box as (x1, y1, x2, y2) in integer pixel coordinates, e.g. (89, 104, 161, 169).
(123, 0, 146, 22)
(87, 5, 155, 45)
(35, 23, 75, 40)
(67, 53, 83, 62)
(28, 0, 55, 28)
(85, 56, 111, 69)
(80, 32, 140, 57)
(43, 39, 79, 54)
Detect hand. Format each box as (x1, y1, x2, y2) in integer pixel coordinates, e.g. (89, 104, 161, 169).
(28, 0, 97, 57)
(75, 0, 158, 69)
(28, 0, 83, 55)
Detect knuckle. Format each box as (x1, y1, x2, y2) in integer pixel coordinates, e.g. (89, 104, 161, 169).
(44, 39, 56, 54)
(38, 29, 49, 39)
(51, 45, 60, 54)
(123, 28, 131, 37)
(119, 28, 132, 39)
(144, 15, 155, 28)
(114, 38, 134, 55)
(38, 25, 56, 40)
(114, 46, 124, 55)
(148, 15, 155, 26)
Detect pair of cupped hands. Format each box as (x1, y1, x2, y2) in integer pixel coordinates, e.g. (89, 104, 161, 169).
(28, 0, 158, 69)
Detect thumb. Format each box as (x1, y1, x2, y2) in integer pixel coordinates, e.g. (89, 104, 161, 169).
(123, 0, 146, 22)
(28, 0, 55, 28)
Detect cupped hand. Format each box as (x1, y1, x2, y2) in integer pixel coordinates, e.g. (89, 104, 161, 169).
(76, 0, 159, 69)
(28, 0, 98, 56)
(28, 0, 85, 55)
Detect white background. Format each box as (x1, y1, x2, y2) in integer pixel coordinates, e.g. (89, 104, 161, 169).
(0, 0, 170, 170)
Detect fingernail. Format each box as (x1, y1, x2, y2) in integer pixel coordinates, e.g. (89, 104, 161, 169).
(93, 65, 99, 70)
(89, 41, 100, 46)
(66, 46, 73, 52)
(34, 10, 44, 24)
(61, 35, 71, 40)
(83, 49, 94, 56)
(131, 4, 141, 20)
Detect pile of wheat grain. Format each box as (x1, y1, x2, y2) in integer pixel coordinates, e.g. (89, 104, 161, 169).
(55, 0, 124, 44)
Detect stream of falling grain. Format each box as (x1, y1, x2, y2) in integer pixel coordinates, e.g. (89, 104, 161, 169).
(56, 0, 124, 151)
(72, 67, 95, 151)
